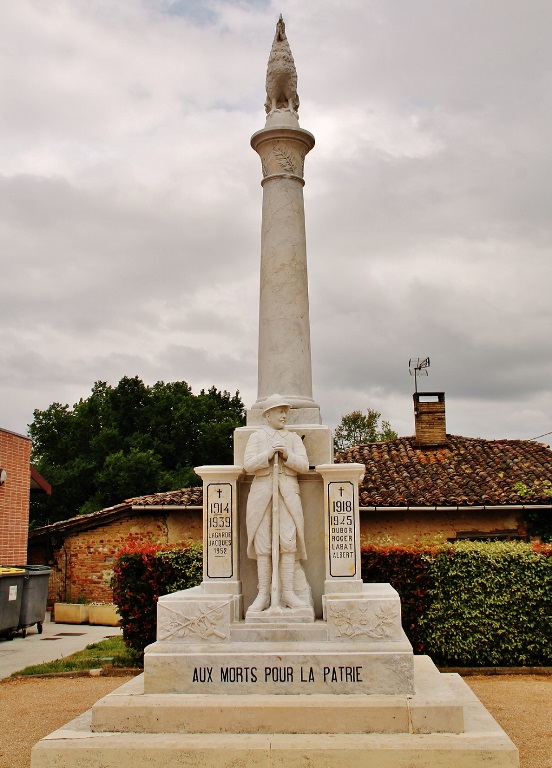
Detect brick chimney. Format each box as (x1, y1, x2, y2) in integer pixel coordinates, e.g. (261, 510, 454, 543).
(413, 392, 447, 447)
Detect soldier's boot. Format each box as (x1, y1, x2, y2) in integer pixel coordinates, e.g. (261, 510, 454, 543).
(248, 554, 271, 612)
(280, 553, 306, 609)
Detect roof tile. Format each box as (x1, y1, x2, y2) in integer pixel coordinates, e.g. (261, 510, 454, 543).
(336, 435, 552, 507)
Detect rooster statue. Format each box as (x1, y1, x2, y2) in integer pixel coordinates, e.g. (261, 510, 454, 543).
(265, 15, 300, 116)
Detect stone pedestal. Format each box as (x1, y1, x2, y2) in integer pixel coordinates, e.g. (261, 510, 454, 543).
(144, 580, 414, 695)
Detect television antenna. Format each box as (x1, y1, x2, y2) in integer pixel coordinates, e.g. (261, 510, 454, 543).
(409, 357, 430, 393)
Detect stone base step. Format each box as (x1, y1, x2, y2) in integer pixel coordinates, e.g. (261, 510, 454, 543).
(92, 656, 463, 735)
(230, 620, 328, 642)
(31, 674, 518, 768)
(245, 604, 315, 624)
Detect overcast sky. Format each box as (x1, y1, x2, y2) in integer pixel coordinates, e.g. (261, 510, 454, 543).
(1, 0, 551, 444)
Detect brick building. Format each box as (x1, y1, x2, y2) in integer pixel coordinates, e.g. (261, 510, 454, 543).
(28, 488, 202, 605)
(0, 427, 51, 563)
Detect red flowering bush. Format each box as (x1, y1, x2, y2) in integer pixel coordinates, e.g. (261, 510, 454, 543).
(111, 541, 202, 657)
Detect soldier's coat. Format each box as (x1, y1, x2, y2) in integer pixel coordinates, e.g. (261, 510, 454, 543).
(244, 426, 309, 560)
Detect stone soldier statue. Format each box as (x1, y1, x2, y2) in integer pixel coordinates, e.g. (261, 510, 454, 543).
(245, 394, 309, 612)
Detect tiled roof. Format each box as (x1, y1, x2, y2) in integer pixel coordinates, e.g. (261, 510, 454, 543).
(336, 435, 552, 507)
(29, 486, 202, 538)
(131, 487, 202, 507)
(29, 435, 552, 539)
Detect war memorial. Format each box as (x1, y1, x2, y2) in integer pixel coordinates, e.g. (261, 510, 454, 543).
(32, 17, 518, 768)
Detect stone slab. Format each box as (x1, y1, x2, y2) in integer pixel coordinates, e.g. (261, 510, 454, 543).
(245, 605, 315, 624)
(92, 677, 411, 734)
(143, 637, 415, 695)
(155, 584, 404, 645)
(324, 583, 403, 643)
(31, 673, 519, 768)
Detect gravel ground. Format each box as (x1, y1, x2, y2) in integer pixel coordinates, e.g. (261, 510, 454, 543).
(466, 674, 552, 768)
(0, 673, 550, 768)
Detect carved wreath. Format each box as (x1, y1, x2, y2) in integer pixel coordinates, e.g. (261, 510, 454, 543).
(327, 603, 399, 639)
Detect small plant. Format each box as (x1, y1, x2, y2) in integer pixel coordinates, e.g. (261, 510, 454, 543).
(513, 481, 533, 498)
(12, 636, 139, 676)
(76, 594, 89, 604)
(513, 478, 552, 500)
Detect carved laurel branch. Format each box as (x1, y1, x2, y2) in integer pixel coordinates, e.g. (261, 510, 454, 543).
(158, 601, 229, 641)
(272, 145, 297, 174)
(327, 603, 399, 639)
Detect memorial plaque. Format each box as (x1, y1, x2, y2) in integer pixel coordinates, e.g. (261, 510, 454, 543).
(327, 481, 356, 577)
(206, 483, 233, 579)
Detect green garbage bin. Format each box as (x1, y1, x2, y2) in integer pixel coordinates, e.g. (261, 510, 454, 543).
(17, 566, 52, 637)
(0, 567, 25, 640)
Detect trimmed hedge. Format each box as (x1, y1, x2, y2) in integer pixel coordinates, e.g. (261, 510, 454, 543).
(111, 542, 202, 657)
(421, 541, 552, 666)
(112, 540, 552, 665)
(362, 541, 552, 666)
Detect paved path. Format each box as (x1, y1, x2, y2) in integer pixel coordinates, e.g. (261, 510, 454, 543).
(0, 612, 122, 679)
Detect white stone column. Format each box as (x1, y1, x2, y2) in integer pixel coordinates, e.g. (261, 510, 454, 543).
(249, 118, 321, 425)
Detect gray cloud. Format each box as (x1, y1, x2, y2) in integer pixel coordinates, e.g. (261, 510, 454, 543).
(0, 0, 551, 445)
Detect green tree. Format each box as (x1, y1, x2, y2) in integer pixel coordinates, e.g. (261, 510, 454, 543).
(28, 376, 245, 528)
(334, 408, 398, 453)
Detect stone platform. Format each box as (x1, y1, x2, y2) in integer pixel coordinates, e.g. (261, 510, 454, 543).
(31, 656, 518, 768)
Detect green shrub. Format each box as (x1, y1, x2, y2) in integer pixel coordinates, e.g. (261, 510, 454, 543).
(111, 542, 202, 656)
(420, 541, 552, 666)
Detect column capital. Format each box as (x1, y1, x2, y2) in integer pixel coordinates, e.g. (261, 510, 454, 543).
(251, 126, 315, 182)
